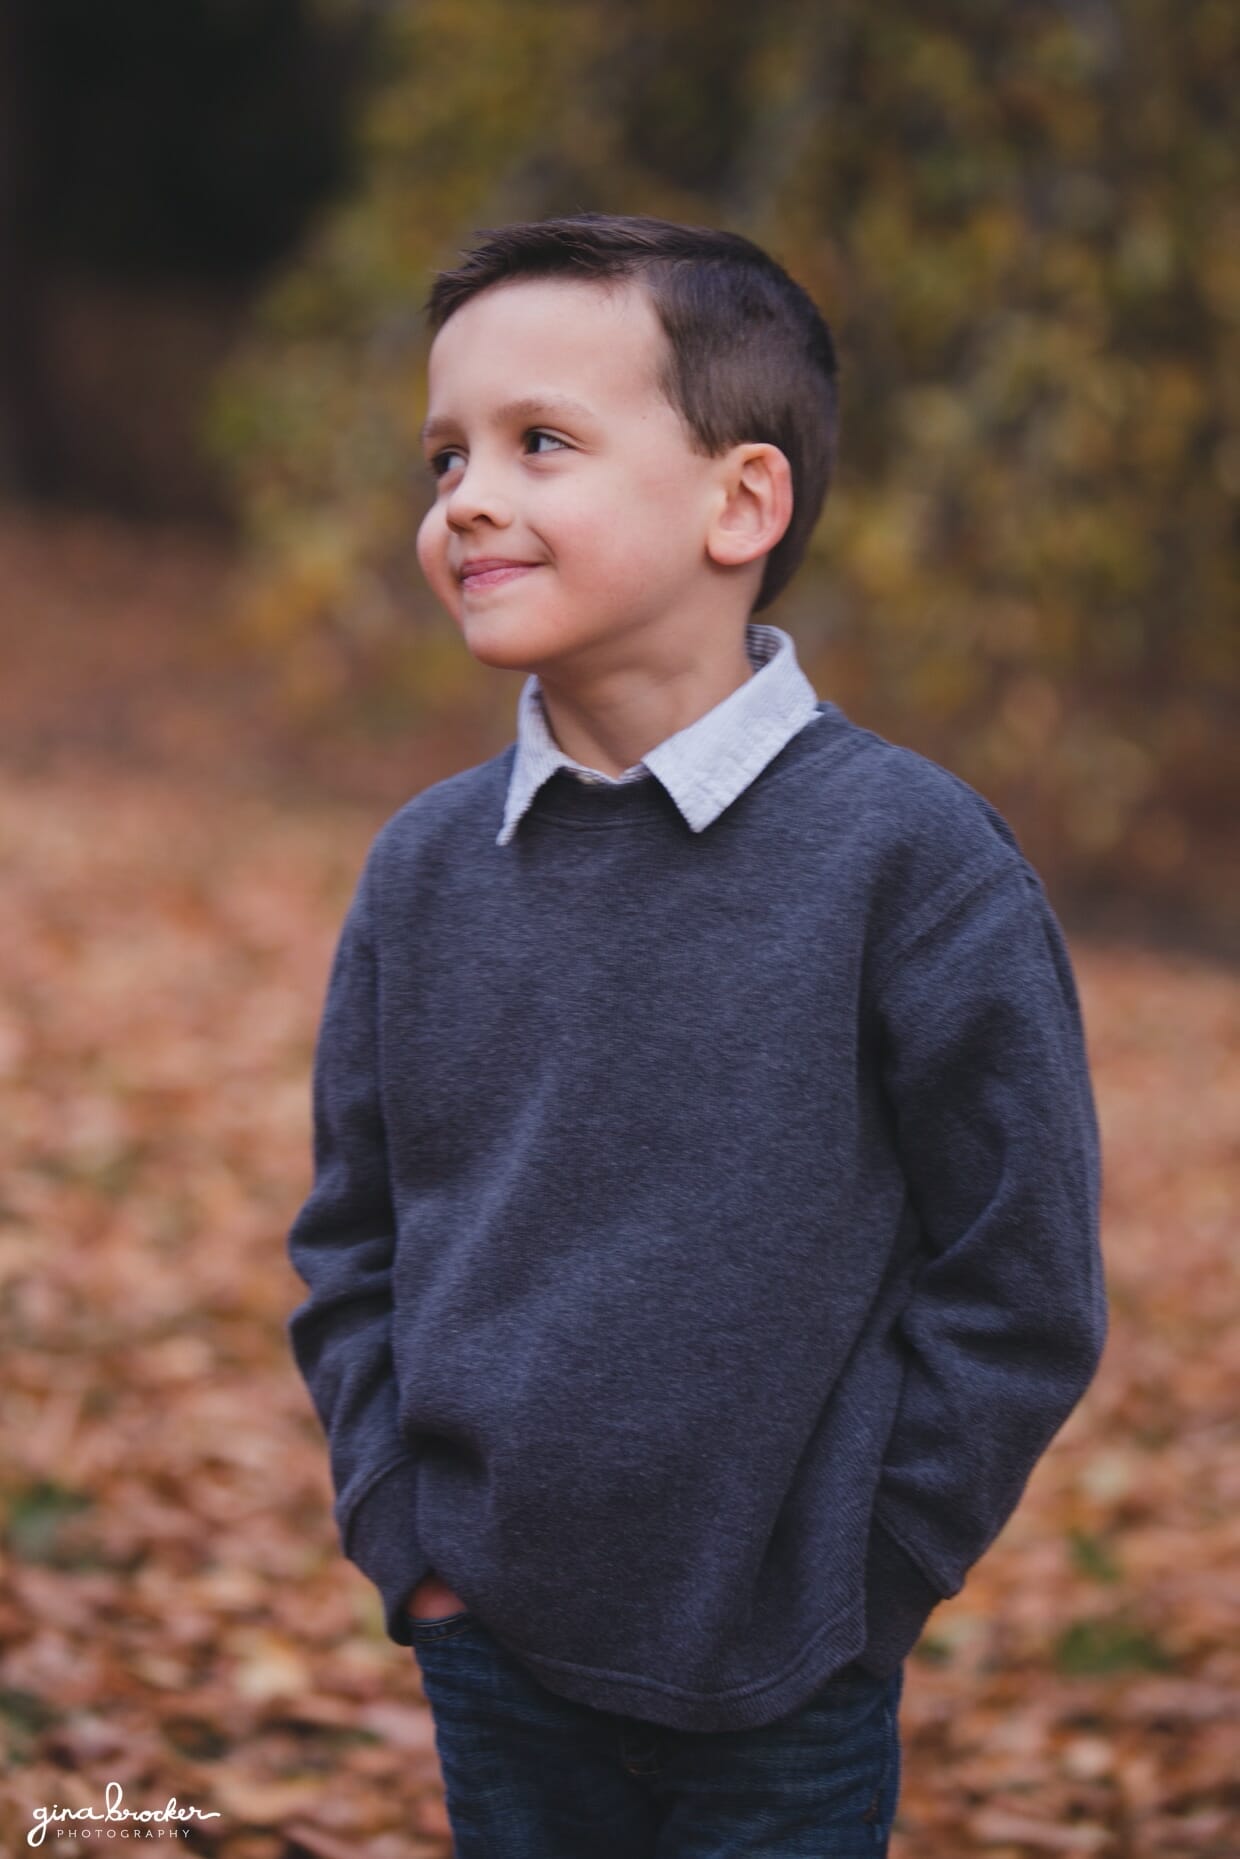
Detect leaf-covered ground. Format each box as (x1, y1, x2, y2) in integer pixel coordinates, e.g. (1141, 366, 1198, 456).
(1, 512, 1236, 1856)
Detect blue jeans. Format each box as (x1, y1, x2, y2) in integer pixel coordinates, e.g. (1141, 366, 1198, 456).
(411, 1611, 904, 1857)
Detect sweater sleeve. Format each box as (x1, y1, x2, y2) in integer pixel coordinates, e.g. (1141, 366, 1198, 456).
(286, 852, 430, 1648)
(856, 858, 1107, 1674)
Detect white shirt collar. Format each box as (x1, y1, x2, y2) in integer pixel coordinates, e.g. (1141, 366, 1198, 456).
(496, 621, 822, 846)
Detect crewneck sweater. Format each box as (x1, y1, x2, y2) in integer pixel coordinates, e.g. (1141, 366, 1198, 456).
(286, 699, 1107, 1732)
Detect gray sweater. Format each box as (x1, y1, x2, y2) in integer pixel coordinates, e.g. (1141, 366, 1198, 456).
(286, 700, 1107, 1731)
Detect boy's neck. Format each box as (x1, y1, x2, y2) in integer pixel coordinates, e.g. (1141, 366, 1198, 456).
(533, 623, 757, 779)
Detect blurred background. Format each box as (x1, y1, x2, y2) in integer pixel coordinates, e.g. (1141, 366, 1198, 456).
(1, 3, 1237, 1856)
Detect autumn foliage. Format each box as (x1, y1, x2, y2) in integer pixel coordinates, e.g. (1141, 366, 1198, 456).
(0, 512, 1235, 1855)
(205, 0, 1240, 952)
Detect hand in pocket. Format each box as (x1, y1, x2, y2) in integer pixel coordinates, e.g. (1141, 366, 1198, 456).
(407, 1572, 468, 1619)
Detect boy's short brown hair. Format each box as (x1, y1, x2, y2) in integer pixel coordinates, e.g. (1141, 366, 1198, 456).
(425, 212, 838, 611)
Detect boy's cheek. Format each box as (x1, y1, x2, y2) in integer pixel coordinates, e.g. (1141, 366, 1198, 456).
(414, 508, 439, 573)
(415, 515, 455, 608)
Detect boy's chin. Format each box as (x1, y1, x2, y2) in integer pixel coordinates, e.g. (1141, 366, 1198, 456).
(456, 612, 584, 675)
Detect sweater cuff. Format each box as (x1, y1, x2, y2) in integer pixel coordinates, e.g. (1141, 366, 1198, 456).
(339, 1456, 431, 1649)
(854, 1515, 943, 1677)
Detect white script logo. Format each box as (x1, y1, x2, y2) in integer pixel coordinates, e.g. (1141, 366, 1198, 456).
(27, 1781, 221, 1845)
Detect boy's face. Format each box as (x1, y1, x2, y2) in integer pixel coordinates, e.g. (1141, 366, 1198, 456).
(416, 275, 737, 676)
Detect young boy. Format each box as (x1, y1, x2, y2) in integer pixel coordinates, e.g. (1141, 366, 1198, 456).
(286, 213, 1107, 1856)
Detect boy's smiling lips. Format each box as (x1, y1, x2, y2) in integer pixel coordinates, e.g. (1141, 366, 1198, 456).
(458, 556, 542, 590)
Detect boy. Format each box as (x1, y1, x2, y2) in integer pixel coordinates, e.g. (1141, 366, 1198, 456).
(286, 213, 1107, 1856)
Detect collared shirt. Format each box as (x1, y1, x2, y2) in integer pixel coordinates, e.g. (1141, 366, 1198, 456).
(495, 621, 823, 846)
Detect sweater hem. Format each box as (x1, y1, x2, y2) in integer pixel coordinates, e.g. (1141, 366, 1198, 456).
(496, 1600, 867, 1733)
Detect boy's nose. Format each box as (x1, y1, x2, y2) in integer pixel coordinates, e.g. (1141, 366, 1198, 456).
(445, 460, 513, 530)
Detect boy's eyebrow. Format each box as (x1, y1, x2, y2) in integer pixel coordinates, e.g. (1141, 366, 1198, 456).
(419, 393, 598, 447)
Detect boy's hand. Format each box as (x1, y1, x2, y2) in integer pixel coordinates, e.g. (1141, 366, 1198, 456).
(407, 1572, 468, 1619)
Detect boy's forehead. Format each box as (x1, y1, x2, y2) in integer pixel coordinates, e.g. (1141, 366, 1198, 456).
(426, 274, 668, 414)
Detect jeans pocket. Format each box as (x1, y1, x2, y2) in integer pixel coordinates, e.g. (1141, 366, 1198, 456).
(408, 1609, 476, 1644)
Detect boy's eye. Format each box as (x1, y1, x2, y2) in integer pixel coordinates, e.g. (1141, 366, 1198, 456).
(425, 428, 568, 482)
(428, 447, 465, 480)
(524, 429, 567, 457)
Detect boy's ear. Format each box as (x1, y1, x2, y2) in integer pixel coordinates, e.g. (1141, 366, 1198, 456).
(706, 443, 794, 572)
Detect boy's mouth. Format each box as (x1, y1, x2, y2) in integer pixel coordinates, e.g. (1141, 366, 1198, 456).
(459, 558, 541, 591)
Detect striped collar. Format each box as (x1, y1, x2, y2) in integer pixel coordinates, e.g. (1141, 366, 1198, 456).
(496, 621, 822, 846)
